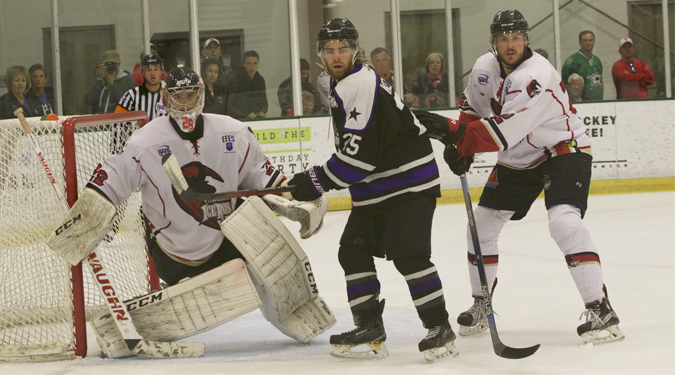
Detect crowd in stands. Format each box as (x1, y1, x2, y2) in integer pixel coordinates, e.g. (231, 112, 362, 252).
(0, 31, 659, 121)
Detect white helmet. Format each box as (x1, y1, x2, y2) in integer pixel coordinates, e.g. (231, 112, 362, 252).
(160, 66, 205, 132)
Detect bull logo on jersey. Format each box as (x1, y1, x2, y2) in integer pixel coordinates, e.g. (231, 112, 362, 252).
(171, 161, 232, 230)
(527, 79, 541, 98)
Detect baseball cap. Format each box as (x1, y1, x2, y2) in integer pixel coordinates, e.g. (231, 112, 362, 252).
(101, 50, 121, 64)
(203, 38, 220, 49)
(619, 37, 633, 47)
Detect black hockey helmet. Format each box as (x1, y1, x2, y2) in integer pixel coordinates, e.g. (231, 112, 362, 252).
(141, 54, 163, 71)
(490, 10, 529, 44)
(161, 66, 204, 132)
(317, 18, 359, 52)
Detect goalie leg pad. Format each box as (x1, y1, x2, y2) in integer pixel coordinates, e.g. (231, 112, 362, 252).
(46, 188, 117, 265)
(221, 196, 336, 343)
(91, 258, 260, 358)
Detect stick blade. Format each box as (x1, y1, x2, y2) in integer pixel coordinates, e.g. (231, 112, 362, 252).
(494, 342, 540, 359)
(131, 339, 205, 359)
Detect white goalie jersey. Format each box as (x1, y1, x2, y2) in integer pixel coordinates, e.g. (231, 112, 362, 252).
(87, 113, 285, 261)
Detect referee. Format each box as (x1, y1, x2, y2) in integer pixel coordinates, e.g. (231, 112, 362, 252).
(115, 55, 165, 121)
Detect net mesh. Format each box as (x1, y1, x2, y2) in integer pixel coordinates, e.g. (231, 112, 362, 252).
(0, 114, 153, 362)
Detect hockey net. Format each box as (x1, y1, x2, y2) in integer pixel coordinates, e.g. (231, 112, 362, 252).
(0, 111, 159, 362)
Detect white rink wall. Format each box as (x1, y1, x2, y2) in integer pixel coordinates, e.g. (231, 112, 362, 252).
(253, 98, 675, 197)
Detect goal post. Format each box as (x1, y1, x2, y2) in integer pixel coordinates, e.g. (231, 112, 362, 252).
(0, 111, 160, 362)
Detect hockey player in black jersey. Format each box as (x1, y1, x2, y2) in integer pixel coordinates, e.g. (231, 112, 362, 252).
(287, 18, 458, 363)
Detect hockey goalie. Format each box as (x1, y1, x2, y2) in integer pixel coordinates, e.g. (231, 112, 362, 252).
(46, 66, 335, 358)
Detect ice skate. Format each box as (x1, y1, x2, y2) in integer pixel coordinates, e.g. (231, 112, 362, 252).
(330, 300, 388, 360)
(577, 297, 624, 345)
(419, 320, 459, 363)
(457, 297, 488, 336)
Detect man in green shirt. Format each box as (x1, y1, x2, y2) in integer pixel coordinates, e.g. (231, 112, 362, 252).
(562, 30, 603, 101)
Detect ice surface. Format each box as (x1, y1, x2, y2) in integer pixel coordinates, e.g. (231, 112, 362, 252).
(2, 192, 673, 375)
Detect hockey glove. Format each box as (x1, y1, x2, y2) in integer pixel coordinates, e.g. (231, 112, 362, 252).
(413, 110, 466, 146)
(288, 166, 329, 202)
(443, 144, 474, 176)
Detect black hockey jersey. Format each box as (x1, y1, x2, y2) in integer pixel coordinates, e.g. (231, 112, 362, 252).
(319, 64, 440, 207)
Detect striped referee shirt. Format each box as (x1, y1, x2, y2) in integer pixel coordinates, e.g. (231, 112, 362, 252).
(116, 85, 165, 121)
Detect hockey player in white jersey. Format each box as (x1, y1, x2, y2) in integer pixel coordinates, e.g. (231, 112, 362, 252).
(286, 19, 458, 363)
(46, 66, 335, 358)
(414, 10, 623, 346)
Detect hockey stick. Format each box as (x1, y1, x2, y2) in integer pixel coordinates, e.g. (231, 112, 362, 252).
(161, 152, 296, 201)
(16, 108, 204, 358)
(459, 174, 540, 359)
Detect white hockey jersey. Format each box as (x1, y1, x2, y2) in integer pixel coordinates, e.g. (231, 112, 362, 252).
(458, 50, 591, 169)
(87, 113, 284, 261)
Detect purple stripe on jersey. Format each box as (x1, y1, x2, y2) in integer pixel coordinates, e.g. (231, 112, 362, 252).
(408, 277, 442, 297)
(349, 163, 439, 199)
(328, 156, 369, 183)
(347, 279, 381, 298)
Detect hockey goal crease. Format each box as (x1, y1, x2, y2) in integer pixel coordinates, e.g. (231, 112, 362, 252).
(0, 112, 167, 362)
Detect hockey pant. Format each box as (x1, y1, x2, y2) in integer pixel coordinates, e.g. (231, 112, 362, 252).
(221, 196, 336, 343)
(467, 204, 605, 304)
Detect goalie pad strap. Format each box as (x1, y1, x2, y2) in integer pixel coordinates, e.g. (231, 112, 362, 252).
(46, 188, 117, 265)
(92, 259, 260, 359)
(221, 196, 336, 343)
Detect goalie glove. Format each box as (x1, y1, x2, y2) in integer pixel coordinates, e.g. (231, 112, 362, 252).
(263, 194, 328, 239)
(413, 110, 466, 146)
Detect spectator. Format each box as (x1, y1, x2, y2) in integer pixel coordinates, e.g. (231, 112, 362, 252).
(562, 31, 603, 101)
(84, 50, 134, 114)
(201, 57, 237, 116)
(370, 47, 416, 106)
(0, 65, 43, 119)
(233, 50, 267, 119)
(201, 37, 237, 94)
(612, 38, 654, 100)
(301, 90, 315, 116)
(131, 44, 167, 87)
(534, 48, 549, 60)
(412, 52, 450, 109)
(26, 63, 55, 115)
(115, 55, 166, 121)
(567, 73, 587, 103)
(277, 58, 320, 116)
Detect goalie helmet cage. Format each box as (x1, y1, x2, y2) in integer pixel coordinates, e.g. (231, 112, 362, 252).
(0, 111, 160, 362)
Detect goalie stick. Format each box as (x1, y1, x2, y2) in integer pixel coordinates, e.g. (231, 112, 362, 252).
(15, 108, 204, 359)
(460, 174, 540, 359)
(161, 152, 296, 201)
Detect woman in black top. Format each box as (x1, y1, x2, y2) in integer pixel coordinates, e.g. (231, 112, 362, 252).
(0, 65, 43, 119)
(25, 64, 55, 115)
(201, 57, 232, 116)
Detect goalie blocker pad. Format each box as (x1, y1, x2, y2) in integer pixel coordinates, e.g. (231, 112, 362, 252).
(46, 188, 117, 265)
(91, 258, 260, 358)
(221, 196, 336, 343)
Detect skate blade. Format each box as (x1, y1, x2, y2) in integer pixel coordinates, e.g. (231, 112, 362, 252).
(458, 321, 488, 337)
(330, 342, 388, 360)
(580, 325, 625, 346)
(423, 341, 459, 363)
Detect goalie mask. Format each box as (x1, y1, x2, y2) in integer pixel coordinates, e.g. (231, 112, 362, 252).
(161, 66, 205, 132)
(317, 18, 360, 69)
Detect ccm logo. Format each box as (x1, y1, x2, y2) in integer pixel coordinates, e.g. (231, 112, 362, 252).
(304, 261, 318, 294)
(55, 214, 82, 235)
(127, 292, 165, 311)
